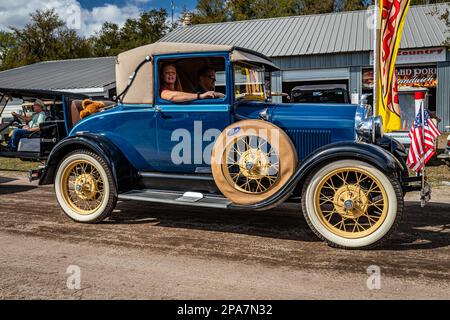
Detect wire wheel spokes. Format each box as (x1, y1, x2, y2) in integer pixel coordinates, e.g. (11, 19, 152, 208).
(315, 168, 389, 238)
(62, 160, 105, 215)
(223, 135, 280, 194)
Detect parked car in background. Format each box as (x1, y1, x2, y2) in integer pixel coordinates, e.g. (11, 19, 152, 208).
(437, 127, 450, 167)
(290, 84, 350, 104)
(0, 89, 89, 161)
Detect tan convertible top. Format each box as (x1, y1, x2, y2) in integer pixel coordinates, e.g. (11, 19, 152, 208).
(115, 42, 279, 104)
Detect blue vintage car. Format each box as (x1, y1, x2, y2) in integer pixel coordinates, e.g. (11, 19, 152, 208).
(34, 42, 428, 249)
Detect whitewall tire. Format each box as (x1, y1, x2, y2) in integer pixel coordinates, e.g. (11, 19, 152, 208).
(301, 160, 404, 249)
(54, 149, 117, 223)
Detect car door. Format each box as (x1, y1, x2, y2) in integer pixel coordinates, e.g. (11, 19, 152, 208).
(153, 54, 232, 173)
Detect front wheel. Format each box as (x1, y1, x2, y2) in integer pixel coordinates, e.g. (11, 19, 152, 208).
(301, 160, 403, 249)
(54, 149, 117, 223)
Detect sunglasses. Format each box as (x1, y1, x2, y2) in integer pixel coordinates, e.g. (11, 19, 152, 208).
(202, 75, 216, 82)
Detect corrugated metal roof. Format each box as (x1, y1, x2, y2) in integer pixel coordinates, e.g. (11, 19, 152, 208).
(0, 56, 116, 91)
(161, 3, 449, 57)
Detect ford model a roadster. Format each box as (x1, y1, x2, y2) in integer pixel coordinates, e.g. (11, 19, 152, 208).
(34, 42, 428, 249)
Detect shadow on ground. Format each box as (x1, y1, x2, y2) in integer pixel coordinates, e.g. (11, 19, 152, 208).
(0, 176, 17, 184)
(107, 201, 319, 243)
(105, 200, 449, 249)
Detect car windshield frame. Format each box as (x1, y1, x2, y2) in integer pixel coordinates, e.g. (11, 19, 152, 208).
(233, 62, 268, 102)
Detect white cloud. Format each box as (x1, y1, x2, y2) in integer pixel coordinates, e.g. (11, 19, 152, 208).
(0, 0, 142, 37)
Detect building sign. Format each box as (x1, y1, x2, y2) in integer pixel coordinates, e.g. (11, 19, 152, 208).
(370, 47, 446, 65)
(363, 66, 437, 90)
(396, 66, 437, 88)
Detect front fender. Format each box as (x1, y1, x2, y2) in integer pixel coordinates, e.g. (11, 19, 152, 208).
(39, 133, 137, 193)
(230, 141, 405, 210)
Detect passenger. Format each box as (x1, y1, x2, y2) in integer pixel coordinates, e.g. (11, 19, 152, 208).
(159, 63, 216, 102)
(6, 99, 46, 151)
(195, 66, 225, 98)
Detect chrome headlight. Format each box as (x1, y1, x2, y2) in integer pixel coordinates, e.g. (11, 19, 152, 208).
(357, 115, 384, 142)
(373, 115, 384, 139)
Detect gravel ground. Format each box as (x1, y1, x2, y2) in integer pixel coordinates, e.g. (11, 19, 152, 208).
(0, 171, 449, 299)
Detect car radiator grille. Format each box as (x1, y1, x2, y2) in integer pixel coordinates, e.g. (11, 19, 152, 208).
(286, 129, 332, 161)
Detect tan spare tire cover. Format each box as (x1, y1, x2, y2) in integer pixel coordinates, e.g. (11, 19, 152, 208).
(211, 120, 298, 205)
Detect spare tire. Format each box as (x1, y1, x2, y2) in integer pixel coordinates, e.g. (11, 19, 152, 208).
(211, 120, 297, 205)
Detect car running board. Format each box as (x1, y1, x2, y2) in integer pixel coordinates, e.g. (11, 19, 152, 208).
(118, 189, 232, 209)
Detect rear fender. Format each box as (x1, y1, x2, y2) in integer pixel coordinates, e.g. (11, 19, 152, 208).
(39, 133, 137, 193)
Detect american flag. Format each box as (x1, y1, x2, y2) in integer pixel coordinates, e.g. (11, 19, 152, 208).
(407, 105, 441, 173)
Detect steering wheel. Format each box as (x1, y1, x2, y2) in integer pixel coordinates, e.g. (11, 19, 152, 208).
(0, 114, 22, 135)
(12, 114, 24, 125)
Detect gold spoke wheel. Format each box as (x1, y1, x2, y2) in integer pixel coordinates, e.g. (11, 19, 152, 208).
(314, 167, 389, 239)
(61, 159, 105, 215)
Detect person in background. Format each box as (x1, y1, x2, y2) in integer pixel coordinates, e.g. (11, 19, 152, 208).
(6, 99, 46, 151)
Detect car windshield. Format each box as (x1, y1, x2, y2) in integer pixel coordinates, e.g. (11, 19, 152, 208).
(234, 63, 267, 101)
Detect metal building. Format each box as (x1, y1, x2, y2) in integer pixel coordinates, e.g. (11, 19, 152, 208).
(0, 57, 116, 119)
(161, 3, 450, 130)
(0, 57, 116, 97)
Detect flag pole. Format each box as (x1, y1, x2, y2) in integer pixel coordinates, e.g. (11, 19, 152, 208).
(420, 98, 426, 207)
(372, 0, 379, 143)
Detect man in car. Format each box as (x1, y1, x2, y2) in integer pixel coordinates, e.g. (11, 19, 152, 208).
(195, 66, 225, 98)
(5, 99, 46, 151)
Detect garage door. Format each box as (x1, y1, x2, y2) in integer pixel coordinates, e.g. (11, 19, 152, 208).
(282, 68, 350, 82)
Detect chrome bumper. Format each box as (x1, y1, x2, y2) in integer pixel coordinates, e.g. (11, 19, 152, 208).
(437, 152, 450, 160)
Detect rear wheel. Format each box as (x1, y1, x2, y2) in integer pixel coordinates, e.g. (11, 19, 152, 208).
(301, 160, 403, 249)
(55, 149, 117, 223)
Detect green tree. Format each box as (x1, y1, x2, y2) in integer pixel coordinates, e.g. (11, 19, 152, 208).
(252, 1, 305, 18)
(341, 0, 370, 12)
(228, 0, 257, 20)
(228, 0, 305, 20)
(121, 9, 169, 48)
(299, 0, 336, 15)
(192, 0, 230, 24)
(440, 8, 449, 46)
(411, 0, 448, 5)
(92, 22, 121, 56)
(216, 0, 336, 22)
(93, 9, 169, 56)
(2, 9, 92, 70)
(0, 31, 17, 69)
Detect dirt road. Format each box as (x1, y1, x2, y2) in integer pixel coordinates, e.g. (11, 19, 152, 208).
(0, 172, 449, 299)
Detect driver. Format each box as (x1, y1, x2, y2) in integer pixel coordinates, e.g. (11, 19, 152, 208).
(5, 99, 46, 151)
(194, 66, 225, 98)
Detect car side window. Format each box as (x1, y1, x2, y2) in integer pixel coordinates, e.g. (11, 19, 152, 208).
(157, 56, 227, 103)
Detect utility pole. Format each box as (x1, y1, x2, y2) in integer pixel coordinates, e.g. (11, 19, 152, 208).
(171, 1, 175, 27)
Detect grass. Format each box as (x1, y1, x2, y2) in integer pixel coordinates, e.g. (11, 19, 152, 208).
(426, 165, 450, 186)
(0, 157, 42, 172)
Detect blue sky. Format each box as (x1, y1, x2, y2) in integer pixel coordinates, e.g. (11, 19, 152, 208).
(78, 0, 197, 11)
(0, 0, 198, 36)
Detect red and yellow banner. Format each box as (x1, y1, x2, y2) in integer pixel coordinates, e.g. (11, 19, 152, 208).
(375, 0, 411, 132)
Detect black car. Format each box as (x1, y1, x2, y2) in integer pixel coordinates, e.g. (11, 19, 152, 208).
(0, 88, 88, 161)
(291, 84, 350, 104)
